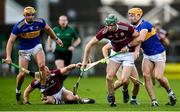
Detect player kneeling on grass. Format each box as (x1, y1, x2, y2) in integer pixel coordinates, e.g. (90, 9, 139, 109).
(102, 43, 140, 105)
(23, 63, 95, 104)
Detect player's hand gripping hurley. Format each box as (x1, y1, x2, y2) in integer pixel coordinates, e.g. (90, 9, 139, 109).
(73, 68, 84, 95)
(2, 59, 31, 74)
(83, 51, 121, 72)
(1, 59, 42, 81)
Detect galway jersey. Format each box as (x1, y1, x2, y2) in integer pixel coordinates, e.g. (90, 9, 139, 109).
(135, 20, 165, 55)
(31, 69, 68, 96)
(11, 18, 46, 50)
(96, 21, 136, 52)
(53, 26, 79, 51)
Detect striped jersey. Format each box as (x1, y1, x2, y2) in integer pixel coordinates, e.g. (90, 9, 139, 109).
(135, 20, 165, 55)
(11, 18, 46, 50)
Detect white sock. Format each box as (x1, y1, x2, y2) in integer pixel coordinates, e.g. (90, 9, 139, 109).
(168, 91, 174, 96)
(16, 89, 21, 94)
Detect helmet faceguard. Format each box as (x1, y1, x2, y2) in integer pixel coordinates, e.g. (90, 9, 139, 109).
(105, 14, 118, 25)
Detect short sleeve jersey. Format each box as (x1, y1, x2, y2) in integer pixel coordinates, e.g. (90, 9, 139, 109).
(135, 20, 165, 55)
(11, 18, 46, 50)
(31, 69, 68, 96)
(53, 26, 79, 51)
(96, 21, 136, 52)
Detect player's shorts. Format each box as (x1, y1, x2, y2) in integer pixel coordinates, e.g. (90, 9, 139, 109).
(18, 44, 44, 61)
(143, 51, 166, 62)
(53, 87, 66, 104)
(54, 50, 72, 66)
(109, 50, 134, 66)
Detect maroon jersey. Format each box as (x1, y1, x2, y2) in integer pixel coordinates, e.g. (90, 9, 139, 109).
(31, 69, 68, 96)
(96, 21, 136, 52)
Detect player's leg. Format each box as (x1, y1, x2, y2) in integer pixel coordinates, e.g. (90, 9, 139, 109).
(114, 67, 130, 103)
(114, 67, 123, 90)
(106, 60, 120, 106)
(130, 65, 140, 105)
(142, 59, 158, 106)
(42, 96, 56, 104)
(118, 65, 133, 102)
(154, 61, 176, 106)
(62, 89, 79, 103)
(152, 70, 156, 85)
(33, 45, 46, 96)
(16, 54, 29, 104)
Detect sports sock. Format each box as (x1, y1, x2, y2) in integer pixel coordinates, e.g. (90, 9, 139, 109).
(16, 89, 21, 94)
(40, 85, 46, 93)
(123, 87, 128, 92)
(131, 96, 136, 100)
(167, 89, 174, 96)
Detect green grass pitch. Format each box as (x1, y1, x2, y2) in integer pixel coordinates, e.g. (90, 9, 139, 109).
(0, 75, 179, 111)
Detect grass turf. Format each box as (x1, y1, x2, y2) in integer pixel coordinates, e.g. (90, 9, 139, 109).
(0, 75, 179, 111)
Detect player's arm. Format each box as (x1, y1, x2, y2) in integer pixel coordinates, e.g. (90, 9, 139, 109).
(102, 43, 112, 58)
(128, 29, 148, 47)
(44, 24, 63, 47)
(161, 37, 170, 47)
(82, 36, 99, 67)
(47, 35, 53, 52)
(72, 38, 81, 48)
(60, 63, 82, 74)
(134, 44, 141, 60)
(23, 84, 35, 104)
(68, 38, 81, 51)
(5, 33, 17, 64)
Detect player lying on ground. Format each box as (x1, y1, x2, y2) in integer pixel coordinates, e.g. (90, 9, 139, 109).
(23, 63, 95, 104)
(5, 6, 63, 104)
(102, 42, 140, 105)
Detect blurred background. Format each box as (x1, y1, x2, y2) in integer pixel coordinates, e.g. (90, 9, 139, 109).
(0, 0, 180, 78)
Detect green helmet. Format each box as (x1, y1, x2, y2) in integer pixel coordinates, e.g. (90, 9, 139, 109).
(105, 14, 118, 25)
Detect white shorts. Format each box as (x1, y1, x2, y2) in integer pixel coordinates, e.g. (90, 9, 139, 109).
(109, 50, 134, 66)
(53, 87, 66, 104)
(143, 51, 166, 62)
(18, 44, 44, 61)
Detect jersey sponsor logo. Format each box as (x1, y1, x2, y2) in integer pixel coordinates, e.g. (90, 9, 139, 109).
(19, 30, 41, 39)
(111, 37, 128, 43)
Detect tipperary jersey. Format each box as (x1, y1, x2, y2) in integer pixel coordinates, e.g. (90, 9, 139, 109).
(135, 20, 165, 55)
(31, 69, 68, 96)
(11, 18, 46, 50)
(96, 21, 136, 52)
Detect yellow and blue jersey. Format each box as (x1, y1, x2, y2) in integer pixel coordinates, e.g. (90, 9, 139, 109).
(11, 18, 46, 50)
(135, 20, 165, 55)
